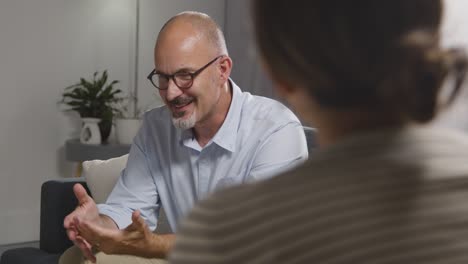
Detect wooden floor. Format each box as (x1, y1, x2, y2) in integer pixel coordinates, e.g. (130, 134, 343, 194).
(0, 241, 39, 258)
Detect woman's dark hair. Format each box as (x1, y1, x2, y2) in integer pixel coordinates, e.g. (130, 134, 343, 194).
(253, 0, 467, 122)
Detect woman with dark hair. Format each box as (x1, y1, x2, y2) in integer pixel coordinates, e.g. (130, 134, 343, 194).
(170, 1, 468, 263)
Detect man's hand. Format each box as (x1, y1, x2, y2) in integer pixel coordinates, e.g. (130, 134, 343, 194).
(63, 184, 104, 262)
(74, 210, 172, 258)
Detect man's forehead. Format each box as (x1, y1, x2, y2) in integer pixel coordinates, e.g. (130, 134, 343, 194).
(155, 39, 212, 67)
(154, 50, 213, 73)
(156, 33, 202, 53)
(179, 35, 202, 52)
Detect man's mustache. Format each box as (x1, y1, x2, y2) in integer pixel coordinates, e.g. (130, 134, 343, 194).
(169, 96, 194, 107)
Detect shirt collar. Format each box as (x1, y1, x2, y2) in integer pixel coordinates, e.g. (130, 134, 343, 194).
(180, 79, 242, 153)
(211, 79, 242, 152)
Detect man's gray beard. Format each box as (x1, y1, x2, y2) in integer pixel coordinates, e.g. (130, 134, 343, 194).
(172, 111, 197, 130)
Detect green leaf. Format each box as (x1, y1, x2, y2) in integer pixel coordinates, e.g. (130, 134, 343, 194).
(59, 70, 123, 119)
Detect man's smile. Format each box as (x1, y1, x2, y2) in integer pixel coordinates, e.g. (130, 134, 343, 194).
(169, 96, 195, 117)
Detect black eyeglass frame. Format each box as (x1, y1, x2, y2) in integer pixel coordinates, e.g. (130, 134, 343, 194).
(147, 55, 223, 90)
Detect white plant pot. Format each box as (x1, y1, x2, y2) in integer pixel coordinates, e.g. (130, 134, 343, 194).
(80, 118, 102, 145)
(115, 118, 141, 145)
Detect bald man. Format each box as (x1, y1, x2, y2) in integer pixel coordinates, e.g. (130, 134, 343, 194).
(60, 11, 308, 264)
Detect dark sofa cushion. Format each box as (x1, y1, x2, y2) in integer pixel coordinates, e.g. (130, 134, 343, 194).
(40, 179, 89, 254)
(0, 248, 60, 264)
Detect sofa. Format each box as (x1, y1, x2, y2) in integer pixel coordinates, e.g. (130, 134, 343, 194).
(0, 126, 316, 264)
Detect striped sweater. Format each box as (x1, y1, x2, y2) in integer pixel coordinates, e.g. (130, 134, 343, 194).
(170, 126, 468, 264)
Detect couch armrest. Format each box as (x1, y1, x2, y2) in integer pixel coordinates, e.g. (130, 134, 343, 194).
(40, 178, 90, 254)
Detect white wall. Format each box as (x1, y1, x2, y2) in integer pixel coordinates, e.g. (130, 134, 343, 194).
(224, 0, 276, 99)
(442, 0, 468, 47)
(434, 0, 468, 130)
(0, 0, 225, 245)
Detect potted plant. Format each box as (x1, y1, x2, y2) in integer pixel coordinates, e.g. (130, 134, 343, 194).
(60, 70, 124, 143)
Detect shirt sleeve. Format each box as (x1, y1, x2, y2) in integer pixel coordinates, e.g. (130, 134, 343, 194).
(248, 122, 309, 181)
(97, 130, 161, 231)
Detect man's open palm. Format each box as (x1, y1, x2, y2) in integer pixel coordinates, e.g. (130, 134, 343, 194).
(63, 184, 101, 262)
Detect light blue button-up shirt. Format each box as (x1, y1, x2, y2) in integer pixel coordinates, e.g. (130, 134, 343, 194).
(98, 80, 308, 232)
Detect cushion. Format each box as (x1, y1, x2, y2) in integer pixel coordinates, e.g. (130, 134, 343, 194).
(82, 154, 173, 234)
(0, 247, 61, 264)
(82, 154, 128, 203)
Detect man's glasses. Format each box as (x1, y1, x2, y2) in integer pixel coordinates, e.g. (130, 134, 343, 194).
(147, 55, 223, 90)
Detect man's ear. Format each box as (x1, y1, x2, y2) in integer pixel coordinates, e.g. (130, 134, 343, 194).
(218, 56, 232, 82)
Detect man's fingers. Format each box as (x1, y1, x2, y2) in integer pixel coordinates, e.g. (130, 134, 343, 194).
(75, 216, 111, 246)
(73, 183, 92, 205)
(133, 210, 141, 219)
(76, 216, 100, 234)
(76, 236, 96, 263)
(67, 228, 78, 241)
(64, 186, 90, 233)
(86, 252, 97, 263)
(76, 234, 94, 251)
(74, 236, 88, 252)
(131, 210, 146, 229)
(64, 214, 75, 229)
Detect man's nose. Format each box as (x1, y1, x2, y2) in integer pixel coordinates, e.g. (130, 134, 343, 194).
(164, 79, 183, 101)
